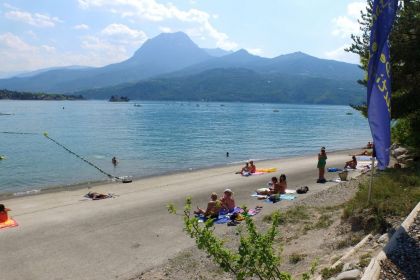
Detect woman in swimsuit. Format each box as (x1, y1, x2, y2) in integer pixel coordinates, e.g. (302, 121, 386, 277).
(317, 147, 327, 183)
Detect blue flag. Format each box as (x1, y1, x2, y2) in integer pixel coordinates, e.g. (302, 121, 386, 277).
(367, 0, 398, 170)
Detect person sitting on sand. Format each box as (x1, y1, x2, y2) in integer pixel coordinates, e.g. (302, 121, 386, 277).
(194, 193, 222, 218)
(86, 192, 109, 200)
(344, 156, 358, 169)
(0, 204, 11, 223)
(220, 189, 235, 212)
(249, 161, 256, 174)
(277, 174, 287, 194)
(257, 177, 280, 195)
(236, 162, 250, 175)
(366, 141, 373, 149)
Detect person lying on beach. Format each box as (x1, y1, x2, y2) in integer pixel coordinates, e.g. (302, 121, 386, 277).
(249, 161, 256, 173)
(220, 189, 235, 212)
(0, 204, 11, 223)
(354, 150, 372, 156)
(194, 193, 222, 219)
(344, 156, 358, 169)
(86, 192, 110, 200)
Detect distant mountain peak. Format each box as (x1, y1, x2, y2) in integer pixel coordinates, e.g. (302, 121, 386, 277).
(154, 31, 190, 40)
(233, 49, 251, 55)
(131, 31, 202, 60)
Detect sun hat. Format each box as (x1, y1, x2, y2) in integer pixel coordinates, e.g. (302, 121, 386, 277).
(224, 188, 233, 194)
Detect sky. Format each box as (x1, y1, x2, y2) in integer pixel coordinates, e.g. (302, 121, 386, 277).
(0, 0, 367, 77)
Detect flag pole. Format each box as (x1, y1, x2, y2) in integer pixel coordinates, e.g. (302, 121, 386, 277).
(367, 156, 375, 204)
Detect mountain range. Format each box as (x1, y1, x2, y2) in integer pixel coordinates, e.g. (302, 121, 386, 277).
(0, 32, 365, 104)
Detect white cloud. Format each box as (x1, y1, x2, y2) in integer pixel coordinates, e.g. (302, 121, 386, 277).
(101, 23, 146, 40)
(324, 44, 359, 64)
(73, 24, 90, 30)
(347, 2, 366, 18)
(331, 1, 365, 37)
(331, 16, 360, 38)
(4, 5, 62, 27)
(0, 32, 34, 51)
(2, 3, 19, 10)
(41, 45, 56, 53)
(159, 26, 172, 33)
(246, 48, 263, 56)
(81, 35, 126, 52)
(26, 30, 38, 39)
(77, 0, 237, 50)
(0, 32, 129, 74)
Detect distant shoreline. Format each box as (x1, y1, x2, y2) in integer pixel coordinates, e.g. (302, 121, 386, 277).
(0, 89, 84, 100)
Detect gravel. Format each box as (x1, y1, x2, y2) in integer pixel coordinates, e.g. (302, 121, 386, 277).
(379, 213, 420, 280)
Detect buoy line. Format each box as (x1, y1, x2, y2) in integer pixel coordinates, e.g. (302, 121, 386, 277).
(2, 130, 130, 182)
(42, 132, 117, 179)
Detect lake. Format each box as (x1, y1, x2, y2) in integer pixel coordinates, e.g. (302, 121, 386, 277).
(0, 100, 371, 195)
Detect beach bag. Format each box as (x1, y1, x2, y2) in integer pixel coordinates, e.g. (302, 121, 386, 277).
(296, 186, 309, 194)
(269, 194, 280, 203)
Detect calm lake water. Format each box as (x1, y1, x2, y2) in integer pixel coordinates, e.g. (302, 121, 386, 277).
(0, 100, 371, 195)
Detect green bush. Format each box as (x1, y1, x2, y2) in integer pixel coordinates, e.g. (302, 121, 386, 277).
(342, 165, 420, 233)
(168, 198, 317, 280)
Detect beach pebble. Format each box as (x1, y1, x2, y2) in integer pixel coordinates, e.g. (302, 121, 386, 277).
(378, 233, 390, 244)
(342, 262, 352, 272)
(335, 269, 361, 280)
(393, 147, 408, 157)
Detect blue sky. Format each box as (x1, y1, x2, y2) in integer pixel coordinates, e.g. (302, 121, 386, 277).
(0, 0, 366, 77)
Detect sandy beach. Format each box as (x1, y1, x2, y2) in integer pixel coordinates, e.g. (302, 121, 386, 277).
(0, 149, 362, 280)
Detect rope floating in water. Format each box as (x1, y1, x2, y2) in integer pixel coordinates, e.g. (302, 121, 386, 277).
(1, 131, 38, 135)
(2, 130, 128, 181)
(43, 132, 117, 179)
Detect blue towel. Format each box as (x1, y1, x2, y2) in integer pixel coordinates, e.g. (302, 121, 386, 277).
(328, 167, 343, 172)
(356, 156, 372, 161)
(263, 194, 296, 203)
(280, 194, 296, 200)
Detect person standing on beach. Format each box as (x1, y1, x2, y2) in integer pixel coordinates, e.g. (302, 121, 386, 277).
(317, 147, 327, 183)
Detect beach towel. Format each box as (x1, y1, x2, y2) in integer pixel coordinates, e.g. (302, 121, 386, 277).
(251, 193, 296, 203)
(255, 189, 296, 194)
(256, 168, 277, 173)
(328, 167, 343, 172)
(197, 207, 261, 224)
(0, 218, 18, 230)
(356, 156, 372, 161)
(264, 194, 296, 203)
